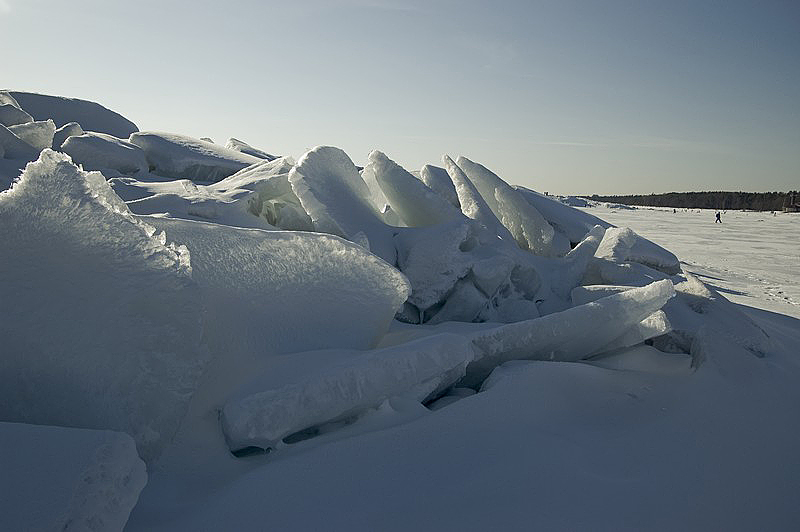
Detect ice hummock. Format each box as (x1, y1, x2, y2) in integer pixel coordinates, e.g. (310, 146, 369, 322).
(0, 150, 208, 462)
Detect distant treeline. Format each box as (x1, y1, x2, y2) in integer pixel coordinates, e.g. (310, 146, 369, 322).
(589, 191, 799, 211)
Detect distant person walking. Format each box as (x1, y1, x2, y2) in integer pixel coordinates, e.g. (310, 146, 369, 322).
(715, 212, 722, 223)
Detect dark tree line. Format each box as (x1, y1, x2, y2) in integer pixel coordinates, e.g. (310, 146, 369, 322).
(588, 191, 799, 211)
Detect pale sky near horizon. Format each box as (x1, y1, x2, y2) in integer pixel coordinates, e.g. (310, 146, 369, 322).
(2, 0, 798, 195)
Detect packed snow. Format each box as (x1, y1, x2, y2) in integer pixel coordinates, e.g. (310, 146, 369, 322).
(1, 91, 798, 531)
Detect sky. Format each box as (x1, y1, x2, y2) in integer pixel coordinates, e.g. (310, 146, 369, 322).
(2, 0, 798, 195)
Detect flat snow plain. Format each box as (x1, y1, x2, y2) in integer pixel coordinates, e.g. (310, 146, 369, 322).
(584, 206, 800, 319)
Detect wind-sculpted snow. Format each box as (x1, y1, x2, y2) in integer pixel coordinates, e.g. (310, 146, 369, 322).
(129, 132, 263, 182)
(8, 91, 139, 138)
(0, 150, 208, 463)
(0, 422, 147, 532)
(143, 216, 410, 355)
(221, 334, 474, 451)
(62, 132, 148, 174)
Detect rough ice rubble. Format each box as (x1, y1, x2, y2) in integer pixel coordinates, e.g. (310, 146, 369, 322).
(7, 90, 139, 138)
(62, 131, 149, 174)
(0, 150, 208, 462)
(221, 333, 474, 451)
(0, 422, 147, 532)
(129, 131, 264, 182)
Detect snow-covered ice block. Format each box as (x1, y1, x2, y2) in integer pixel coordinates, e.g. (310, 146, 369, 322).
(420, 164, 460, 208)
(8, 119, 56, 151)
(0, 123, 39, 160)
(0, 422, 147, 532)
(443, 154, 513, 242)
(143, 216, 410, 355)
(289, 145, 396, 262)
(595, 227, 680, 274)
(587, 344, 692, 375)
(456, 156, 557, 255)
(0, 150, 208, 462)
(0, 102, 34, 127)
(62, 132, 148, 174)
(549, 225, 606, 298)
(129, 131, 263, 182)
(8, 91, 139, 138)
(515, 186, 612, 244)
(367, 150, 462, 227)
(589, 310, 672, 356)
(52, 121, 84, 149)
(584, 256, 672, 286)
(221, 333, 475, 450)
(225, 137, 277, 160)
(463, 279, 675, 386)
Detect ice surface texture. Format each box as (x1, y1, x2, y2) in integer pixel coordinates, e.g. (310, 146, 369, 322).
(0, 150, 208, 462)
(0, 422, 147, 532)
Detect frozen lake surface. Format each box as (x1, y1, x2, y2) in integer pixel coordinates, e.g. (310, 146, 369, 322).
(583, 205, 800, 319)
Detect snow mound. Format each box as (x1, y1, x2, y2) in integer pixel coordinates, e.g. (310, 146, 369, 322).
(7, 91, 139, 138)
(225, 137, 277, 160)
(0, 150, 208, 462)
(221, 333, 474, 451)
(62, 131, 148, 174)
(129, 131, 263, 182)
(0, 422, 147, 532)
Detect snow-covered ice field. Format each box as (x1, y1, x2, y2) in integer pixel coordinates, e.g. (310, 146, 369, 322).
(2, 91, 799, 531)
(586, 206, 800, 319)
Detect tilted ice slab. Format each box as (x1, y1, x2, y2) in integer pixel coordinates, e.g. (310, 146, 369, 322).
(0, 123, 39, 160)
(143, 216, 410, 356)
(456, 156, 558, 256)
(515, 186, 612, 245)
(8, 119, 55, 151)
(443, 154, 514, 243)
(0, 422, 147, 532)
(289, 145, 397, 263)
(0, 104, 33, 127)
(419, 163, 460, 208)
(595, 226, 680, 274)
(463, 279, 676, 386)
(367, 150, 462, 227)
(7, 90, 139, 138)
(0, 150, 208, 462)
(129, 132, 263, 182)
(220, 333, 475, 451)
(52, 121, 84, 149)
(62, 131, 149, 174)
(225, 137, 277, 160)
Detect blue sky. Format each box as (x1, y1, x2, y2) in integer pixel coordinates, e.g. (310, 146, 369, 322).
(2, 0, 797, 194)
